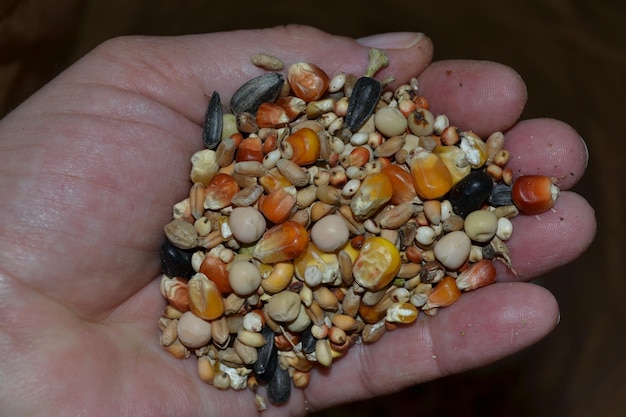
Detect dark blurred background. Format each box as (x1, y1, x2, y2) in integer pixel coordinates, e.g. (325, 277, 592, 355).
(1, 1, 623, 416)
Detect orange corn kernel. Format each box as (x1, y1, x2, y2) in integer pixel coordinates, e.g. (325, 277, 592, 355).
(256, 102, 289, 128)
(275, 96, 306, 121)
(204, 172, 240, 210)
(349, 146, 371, 168)
(409, 149, 453, 200)
(284, 128, 321, 166)
(511, 175, 559, 214)
(287, 62, 330, 102)
(381, 164, 417, 204)
(258, 187, 297, 224)
(235, 136, 264, 162)
(414, 95, 429, 109)
(425, 276, 461, 309)
(353, 236, 401, 291)
(188, 272, 225, 320)
(262, 134, 278, 154)
(199, 254, 231, 293)
(455, 260, 497, 291)
(253, 220, 309, 264)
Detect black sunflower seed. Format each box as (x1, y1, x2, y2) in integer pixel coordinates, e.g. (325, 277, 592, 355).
(254, 325, 277, 383)
(202, 91, 223, 150)
(266, 364, 291, 405)
(230, 72, 284, 116)
(345, 76, 382, 132)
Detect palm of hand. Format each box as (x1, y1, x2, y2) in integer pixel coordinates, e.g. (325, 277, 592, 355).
(0, 27, 594, 417)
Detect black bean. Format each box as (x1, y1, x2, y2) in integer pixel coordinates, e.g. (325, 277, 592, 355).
(266, 365, 291, 405)
(345, 76, 381, 132)
(202, 91, 223, 150)
(447, 170, 493, 218)
(160, 240, 194, 278)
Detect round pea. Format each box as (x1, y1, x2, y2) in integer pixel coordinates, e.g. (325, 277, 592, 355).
(266, 290, 302, 323)
(229, 206, 266, 244)
(228, 261, 262, 297)
(374, 107, 408, 137)
(310, 214, 350, 252)
(433, 230, 471, 270)
(464, 210, 498, 242)
(177, 311, 212, 348)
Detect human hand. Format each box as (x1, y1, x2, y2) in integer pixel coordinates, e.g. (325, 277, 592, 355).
(0, 26, 595, 416)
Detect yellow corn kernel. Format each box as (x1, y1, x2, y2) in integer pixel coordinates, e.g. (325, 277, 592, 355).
(340, 241, 360, 263)
(294, 243, 340, 286)
(433, 145, 471, 185)
(409, 149, 453, 200)
(260, 261, 295, 293)
(353, 236, 401, 291)
(350, 172, 393, 220)
(459, 132, 488, 169)
(385, 302, 418, 324)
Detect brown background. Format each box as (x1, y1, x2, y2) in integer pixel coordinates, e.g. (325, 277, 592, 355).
(1, 0, 624, 416)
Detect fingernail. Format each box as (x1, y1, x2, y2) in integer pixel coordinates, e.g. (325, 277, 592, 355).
(356, 32, 424, 49)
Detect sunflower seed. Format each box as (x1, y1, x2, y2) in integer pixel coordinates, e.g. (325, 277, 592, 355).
(345, 76, 382, 132)
(230, 73, 284, 115)
(266, 363, 291, 405)
(202, 91, 223, 150)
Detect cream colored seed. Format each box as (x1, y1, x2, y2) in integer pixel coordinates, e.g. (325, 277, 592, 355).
(286, 304, 312, 333)
(160, 318, 178, 347)
(350, 132, 369, 146)
(329, 72, 346, 93)
(496, 217, 514, 240)
(276, 159, 309, 187)
(346, 166, 366, 180)
(342, 179, 361, 197)
(197, 356, 215, 384)
(250, 53, 284, 71)
(234, 161, 267, 177)
(216, 137, 236, 167)
(328, 117, 345, 135)
(433, 114, 450, 135)
(373, 135, 405, 157)
(315, 339, 333, 367)
(194, 216, 212, 236)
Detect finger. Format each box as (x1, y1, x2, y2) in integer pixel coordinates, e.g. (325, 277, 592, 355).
(60, 25, 433, 123)
(417, 59, 527, 137)
(497, 191, 596, 281)
(504, 118, 589, 189)
(296, 282, 558, 413)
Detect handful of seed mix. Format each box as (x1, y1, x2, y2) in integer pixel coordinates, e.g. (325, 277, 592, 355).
(158, 50, 559, 409)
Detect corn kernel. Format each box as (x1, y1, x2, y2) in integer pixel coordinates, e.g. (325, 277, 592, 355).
(350, 172, 393, 219)
(409, 149, 453, 200)
(285, 128, 321, 166)
(253, 221, 309, 264)
(353, 236, 401, 291)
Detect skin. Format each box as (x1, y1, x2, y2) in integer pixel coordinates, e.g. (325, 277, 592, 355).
(0, 25, 596, 416)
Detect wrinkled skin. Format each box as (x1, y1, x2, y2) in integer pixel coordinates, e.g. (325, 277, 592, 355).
(0, 26, 595, 417)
